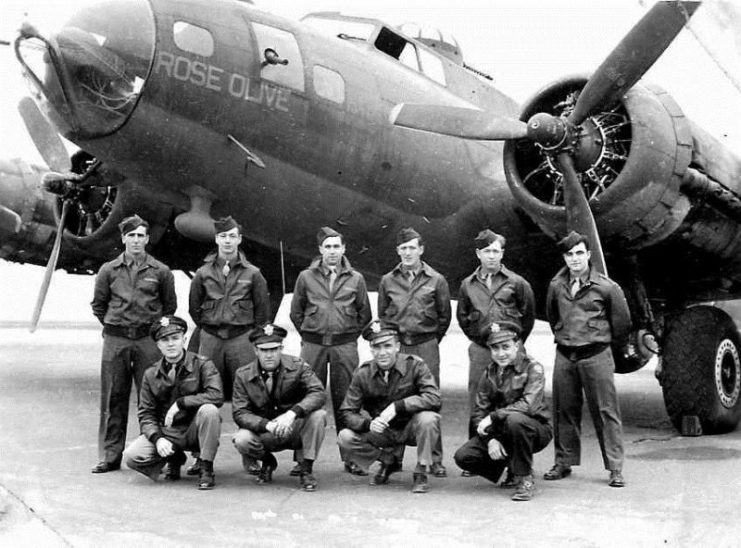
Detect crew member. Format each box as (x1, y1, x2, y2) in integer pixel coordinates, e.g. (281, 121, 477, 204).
(188, 215, 270, 475)
(90, 214, 177, 474)
(377, 227, 451, 477)
(338, 320, 442, 493)
(123, 315, 224, 490)
(454, 321, 551, 501)
(457, 229, 535, 439)
(290, 226, 371, 476)
(232, 325, 327, 492)
(543, 231, 631, 488)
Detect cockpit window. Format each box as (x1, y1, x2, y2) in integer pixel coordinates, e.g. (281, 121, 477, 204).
(173, 22, 214, 57)
(375, 27, 419, 72)
(418, 47, 446, 86)
(252, 23, 305, 92)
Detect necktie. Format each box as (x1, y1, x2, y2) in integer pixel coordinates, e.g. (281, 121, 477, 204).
(571, 277, 580, 298)
(222, 262, 230, 278)
(486, 273, 493, 291)
(265, 372, 274, 395)
(407, 270, 415, 285)
(382, 370, 390, 384)
(328, 268, 337, 293)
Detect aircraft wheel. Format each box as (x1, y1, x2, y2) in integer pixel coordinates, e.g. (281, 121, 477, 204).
(661, 306, 741, 434)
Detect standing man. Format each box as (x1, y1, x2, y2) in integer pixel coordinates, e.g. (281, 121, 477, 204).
(454, 321, 551, 502)
(377, 227, 451, 477)
(290, 226, 371, 475)
(457, 230, 535, 439)
(90, 214, 177, 474)
(123, 315, 223, 490)
(232, 325, 327, 492)
(338, 320, 442, 493)
(543, 231, 631, 488)
(189, 215, 270, 400)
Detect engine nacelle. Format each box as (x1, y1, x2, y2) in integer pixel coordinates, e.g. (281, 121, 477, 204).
(504, 75, 693, 250)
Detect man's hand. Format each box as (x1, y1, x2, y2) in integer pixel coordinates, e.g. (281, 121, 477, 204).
(164, 402, 179, 427)
(487, 438, 507, 461)
(273, 410, 297, 438)
(370, 417, 389, 434)
(378, 403, 396, 424)
(266, 421, 278, 435)
(156, 437, 175, 457)
(477, 414, 493, 437)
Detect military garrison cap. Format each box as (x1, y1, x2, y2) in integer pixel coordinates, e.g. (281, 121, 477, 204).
(214, 216, 241, 234)
(362, 319, 399, 345)
(249, 324, 288, 349)
(485, 321, 521, 346)
(396, 227, 421, 245)
(150, 315, 188, 341)
(118, 214, 149, 235)
(474, 229, 505, 249)
(317, 226, 342, 245)
(558, 231, 590, 253)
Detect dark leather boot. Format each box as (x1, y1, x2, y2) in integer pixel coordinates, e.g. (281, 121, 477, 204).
(198, 460, 215, 490)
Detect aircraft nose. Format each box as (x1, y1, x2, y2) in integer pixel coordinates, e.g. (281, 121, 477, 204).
(15, 0, 156, 140)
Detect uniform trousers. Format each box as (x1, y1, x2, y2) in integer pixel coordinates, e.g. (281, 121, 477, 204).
(337, 411, 440, 472)
(454, 413, 552, 482)
(400, 339, 444, 466)
(466, 342, 491, 437)
(300, 341, 358, 461)
(232, 409, 327, 462)
(99, 334, 160, 465)
(198, 330, 255, 401)
(123, 404, 222, 480)
(552, 346, 624, 470)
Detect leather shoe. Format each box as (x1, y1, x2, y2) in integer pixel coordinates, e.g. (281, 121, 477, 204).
(461, 470, 475, 477)
(300, 472, 318, 492)
(411, 472, 429, 494)
(369, 460, 401, 485)
(344, 462, 369, 476)
(242, 455, 262, 475)
(91, 461, 120, 474)
(608, 470, 625, 488)
(543, 464, 572, 481)
(290, 463, 303, 477)
(186, 457, 201, 476)
(256, 453, 277, 485)
(511, 478, 535, 501)
(430, 463, 447, 478)
(164, 463, 181, 481)
(198, 460, 215, 490)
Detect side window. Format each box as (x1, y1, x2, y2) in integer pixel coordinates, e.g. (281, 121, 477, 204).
(398, 43, 420, 72)
(313, 66, 345, 104)
(252, 23, 305, 92)
(418, 48, 446, 86)
(173, 22, 214, 57)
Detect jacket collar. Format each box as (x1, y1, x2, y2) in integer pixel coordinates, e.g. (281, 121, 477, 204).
(111, 252, 156, 268)
(309, 255, 353, 275)
(370, 353, 410, 378)
(489, 351, 529, 376)
(203, 250, 252, 269)
(554, 264, 600, 286)
(472, 264, 513, 283)
(391, 261, 433, 278)
(243, 354, 297, 381)
(154, 351, 193, 378)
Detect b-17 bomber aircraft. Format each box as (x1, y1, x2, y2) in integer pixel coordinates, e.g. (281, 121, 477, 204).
(1, 0, 740, 436)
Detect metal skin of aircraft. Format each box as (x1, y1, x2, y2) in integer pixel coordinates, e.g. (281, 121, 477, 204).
(1, 0, 741, 436)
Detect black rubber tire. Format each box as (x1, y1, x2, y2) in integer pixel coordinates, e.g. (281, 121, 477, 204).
(661, 306, 741, 434)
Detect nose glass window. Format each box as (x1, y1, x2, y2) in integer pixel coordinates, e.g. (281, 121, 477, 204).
(16, 0, 155, 139)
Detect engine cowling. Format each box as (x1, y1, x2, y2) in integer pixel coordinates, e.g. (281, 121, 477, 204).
(504, 75, 693, 251)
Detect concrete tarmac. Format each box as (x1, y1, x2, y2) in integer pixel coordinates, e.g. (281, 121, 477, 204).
(1, 323, 741, 547)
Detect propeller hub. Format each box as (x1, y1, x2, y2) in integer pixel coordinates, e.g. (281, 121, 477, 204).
(526, 113, 568, 150)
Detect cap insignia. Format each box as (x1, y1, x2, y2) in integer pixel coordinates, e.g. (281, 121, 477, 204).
(371, 321, 381, 334)
(491, 322, 501, 333)
(160, 317, 170, 327)
(264, 325, 274, 336)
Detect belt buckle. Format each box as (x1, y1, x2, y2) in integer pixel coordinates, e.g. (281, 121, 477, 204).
(128, 326, 138, 339)
(322, 334, 332, 346)
(403, 335, 413, 346)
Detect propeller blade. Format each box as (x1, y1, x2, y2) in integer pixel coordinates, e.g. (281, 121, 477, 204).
(30, 200, 69, 333)
(557, 153, 607, 275)
(569, 1, 700, 125)
(390, 104, 528, 140)
(18, 97, 70, 172)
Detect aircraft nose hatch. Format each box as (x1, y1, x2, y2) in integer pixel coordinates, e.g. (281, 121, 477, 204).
(14, 0, 155, 140)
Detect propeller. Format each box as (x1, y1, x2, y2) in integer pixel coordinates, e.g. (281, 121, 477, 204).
(29, 199, 69, 332)
(390, 1, 701, 274)
(18, 97, 70, 173)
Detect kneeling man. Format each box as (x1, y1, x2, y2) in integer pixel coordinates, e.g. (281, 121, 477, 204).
(123, 315, 224, 490)
(232, 325, 327, 491)
(454, 321, 552, 501)
(338, 320, 442, 493)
